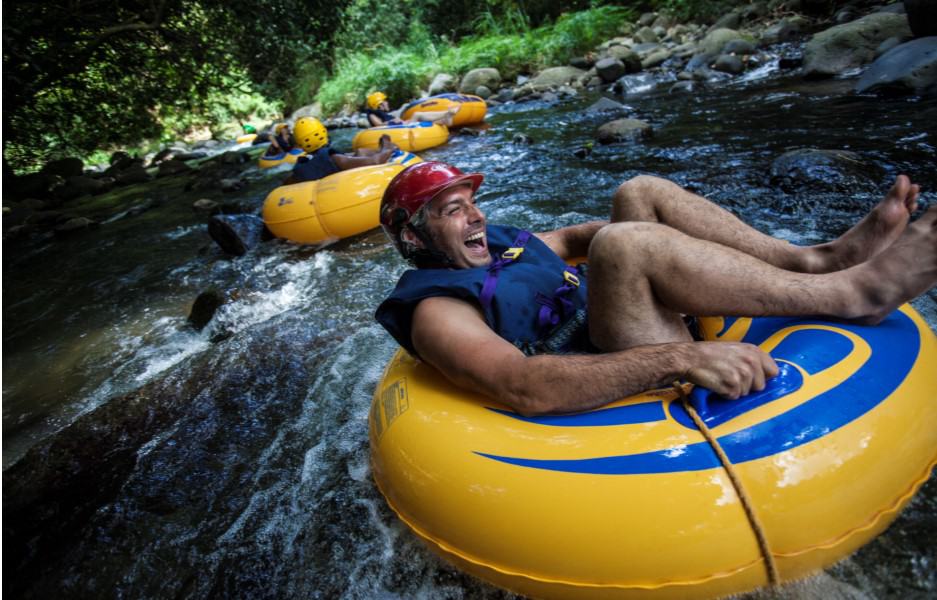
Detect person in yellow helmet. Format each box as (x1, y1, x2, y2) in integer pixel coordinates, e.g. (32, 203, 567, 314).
(287, 116, 398, 184)
(364, 91, 460, 128)
(263, 123, 295, 157)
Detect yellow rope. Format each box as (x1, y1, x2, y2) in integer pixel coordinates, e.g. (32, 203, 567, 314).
(673, 382, 780, 588)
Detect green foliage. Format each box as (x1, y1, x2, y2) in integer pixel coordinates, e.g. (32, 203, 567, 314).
(648, 0, 744, 22)
(314, 4, 633, 113)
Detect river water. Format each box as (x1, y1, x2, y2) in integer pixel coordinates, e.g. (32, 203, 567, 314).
(4, 63, 937, 598)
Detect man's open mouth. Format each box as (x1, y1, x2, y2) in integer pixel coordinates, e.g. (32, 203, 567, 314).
(465, 231, 486, 250)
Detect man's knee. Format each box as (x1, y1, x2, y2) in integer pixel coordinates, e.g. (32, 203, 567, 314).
(589, 221, 667, 263)
(613, 175, 670, 220)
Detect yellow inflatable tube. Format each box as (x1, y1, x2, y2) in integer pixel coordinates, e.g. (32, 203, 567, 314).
(258, 147, 305, 169)
(236, 133, 258, 144)
(401, 93, 488, 127)
(261, 150, 422, 244)
(370, 306, 937, 599)
(352, 122, 449, 153)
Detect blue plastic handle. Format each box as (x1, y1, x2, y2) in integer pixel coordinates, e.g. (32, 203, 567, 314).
(688, 361, 800, 420)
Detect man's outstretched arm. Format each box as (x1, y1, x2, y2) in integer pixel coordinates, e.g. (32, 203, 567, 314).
(411, 296, 778, 416)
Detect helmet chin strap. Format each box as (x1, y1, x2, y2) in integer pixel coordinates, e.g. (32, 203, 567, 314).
(404, 222, 455, 268)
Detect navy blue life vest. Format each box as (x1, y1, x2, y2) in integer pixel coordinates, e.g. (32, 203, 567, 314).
(375, 224, 591, 356)
(291, 146, 339, 182)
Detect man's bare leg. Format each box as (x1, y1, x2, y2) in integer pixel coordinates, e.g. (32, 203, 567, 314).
(612, 175, 920, 274)
(588, 210, 937, 351)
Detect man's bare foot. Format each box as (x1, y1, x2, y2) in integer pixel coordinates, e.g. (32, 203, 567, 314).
(809, 175, 921, 273)
(439, 106, 461, 127)
(378, 134, 398, 152)
(847, 204, 937, 324)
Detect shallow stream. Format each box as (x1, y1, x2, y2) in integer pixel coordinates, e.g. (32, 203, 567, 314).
(4, 64, 937, 598)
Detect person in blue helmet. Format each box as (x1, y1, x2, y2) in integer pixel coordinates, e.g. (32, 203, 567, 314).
(375, 161, 935, 416)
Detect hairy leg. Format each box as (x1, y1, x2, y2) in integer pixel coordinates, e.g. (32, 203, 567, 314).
(409, 107, 459, 127)
(612, 175, 919, 274)
(588, 214, 937, 351)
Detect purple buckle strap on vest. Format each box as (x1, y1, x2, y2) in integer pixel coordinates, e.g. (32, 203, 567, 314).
(536, 266, 581, 329)
(478, 230, 531, 312)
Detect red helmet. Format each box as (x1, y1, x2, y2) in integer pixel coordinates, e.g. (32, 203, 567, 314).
(380, 161, 484, 258)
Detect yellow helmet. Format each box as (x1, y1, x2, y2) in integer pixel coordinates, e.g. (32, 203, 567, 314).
(294, 117, 328, 153)
(367, 91, 388, 110)
(274, 123, 289, 133)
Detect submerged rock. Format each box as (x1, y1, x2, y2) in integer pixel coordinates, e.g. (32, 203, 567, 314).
(207, 214, 267, 256)
(769, 148, 881, 192)
(585, 97, 628, 113)
(596, 118, 652, 144)
(188, 289, 226, 331)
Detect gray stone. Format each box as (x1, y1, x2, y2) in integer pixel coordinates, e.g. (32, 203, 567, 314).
(762, 19, 802, 44)
(724, 39, 757, 55)
(876, 36, 905, 57)
(606, 46, 642, 72)
(193, 199, 220, 213)
(512, 133, 533, 144)
(529, 66, 587, 90)
(492, 88, 514, 103)
(804, 13, 913, 77)
(638, 12, 657, 27)
(770, 148, 879, 192)
(669, 81, 697, 94)
(714, 54, 745, 74)
(208, 214, 267, 257)
(428, 73, 457, 95)
(570, 55, 595, 69)
(596, 118, 652, 144)
(151, 148, 175, 164)
(595, 58, 627, 82)
(856, 36, 937, 95)
(459, 68, 501, 93)
(612, 73, 658, 95)
(642, 49, 672, 69)
(635, 26, 659, 44)
(109, 151, 131, 166)
(585, 97, 627, 112)
(474, 85, 492, 99)
(188, 290, 226, 330)
(290, 102, 323, 121)
(699, 28, 749, 56)
(710, 9, 742, 31)
(54, 217, 97, 234)
(220, 178, 244, 192)
(631, 42, 662, 57)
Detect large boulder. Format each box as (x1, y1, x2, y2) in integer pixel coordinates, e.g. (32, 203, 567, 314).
(41, 157, 84, 178)
(612, 73, 658, 95)
(290, 102, 322, 121)
(459, 68, 501, 93)
(529, 66, 586, 90)
(855, 36, 937, 95)
(803, 13, 912, 77)
(428, 73, 457, 95)
(596, 118, 652, 144)
(605, 46, 642, 72)
(699, 28, 749, 57)
(595, 58, 627, 83)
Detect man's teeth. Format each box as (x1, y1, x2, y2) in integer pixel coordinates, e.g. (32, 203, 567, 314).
(466, 232, 485, 242)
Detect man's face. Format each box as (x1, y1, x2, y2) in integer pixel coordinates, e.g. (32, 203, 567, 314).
(422, 184, 489, 269)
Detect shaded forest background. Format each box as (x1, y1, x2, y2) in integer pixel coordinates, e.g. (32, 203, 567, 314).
(3, 0, 757, 174)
